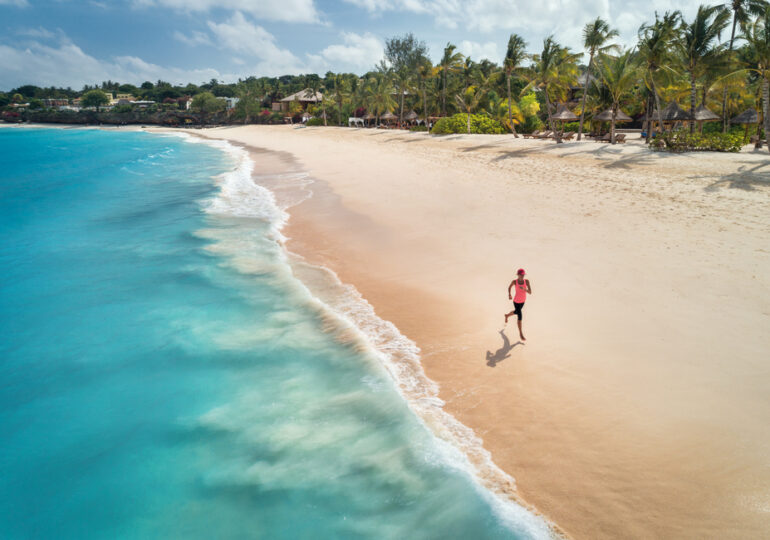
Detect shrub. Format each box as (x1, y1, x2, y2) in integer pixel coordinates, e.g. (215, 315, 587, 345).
(518, 114, 544, 134)
(652, 131, 743, 153)
(562, 120, 590, 132)
(410, 125, 428, 131)
(431, 113, 505, 135)
(306, 117, 324, 126)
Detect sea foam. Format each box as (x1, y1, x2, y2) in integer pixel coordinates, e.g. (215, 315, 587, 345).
(179, 133, 558, 539)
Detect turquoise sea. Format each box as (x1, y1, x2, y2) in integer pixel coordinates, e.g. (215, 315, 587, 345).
(0, 127, 552, 539)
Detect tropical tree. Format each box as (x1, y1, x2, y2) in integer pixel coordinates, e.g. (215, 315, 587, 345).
(439, 43, 464, 116)
(741, 5, 770, 150)
(329, 74, 351, 125)
(503, 34, 528, 137)
(577, 17, 619, 140)
(455, 84, 488, 134)
(677, 4, 731, 132)
(365, 74, 396, 124)
(81, 89, 110, 111)
(595, 49, 640, 143)
(522, 36, 580, 143)
(638, 11, 681, 140)
(720, 0, 770, 130)
(304, 79, 326, 125)
(416, 58, 437, 128)
(192, 91, 225, 123)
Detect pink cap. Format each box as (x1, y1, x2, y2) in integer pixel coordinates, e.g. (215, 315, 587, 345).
(517, 268, 525, 275)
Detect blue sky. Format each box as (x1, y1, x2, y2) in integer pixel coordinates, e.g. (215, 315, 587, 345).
(1, 0, 706, 90)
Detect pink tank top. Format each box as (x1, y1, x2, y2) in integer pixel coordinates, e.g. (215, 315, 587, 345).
(513, 279, 527, 303)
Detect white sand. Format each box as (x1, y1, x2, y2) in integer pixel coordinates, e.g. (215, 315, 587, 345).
(186, 125, 770, 539)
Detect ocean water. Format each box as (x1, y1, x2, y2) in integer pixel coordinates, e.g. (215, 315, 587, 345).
(0, 127, 552, 539)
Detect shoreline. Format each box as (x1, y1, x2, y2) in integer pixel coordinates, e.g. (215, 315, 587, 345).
(17, 124, 769, 538)
(184, 129, 563, 537)
(180, 125, 770, 539)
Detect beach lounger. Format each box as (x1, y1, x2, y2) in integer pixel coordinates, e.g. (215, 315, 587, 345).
(534, 131, 553, 139)
(615, 133, 626, 143)
(523, 130, 541, 139)
(561, 131, 576, 141)
(597, 133, 611, 142)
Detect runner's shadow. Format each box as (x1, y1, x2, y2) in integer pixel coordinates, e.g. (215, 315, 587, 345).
(486, 330, 523, 367)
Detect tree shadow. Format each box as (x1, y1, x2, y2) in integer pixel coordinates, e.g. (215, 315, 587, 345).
(702, 160, 770, 192)
(485, 329, 523, 367)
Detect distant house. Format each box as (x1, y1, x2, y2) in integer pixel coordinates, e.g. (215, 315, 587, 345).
(43, 98, 69, 108)
(223, 97, 240, 110)
(276, 89, 323, 112)
(115, 93, 135, 102)
(178, 96, 193, 110)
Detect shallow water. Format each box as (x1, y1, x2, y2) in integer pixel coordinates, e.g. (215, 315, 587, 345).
(0, 127, 551, 539)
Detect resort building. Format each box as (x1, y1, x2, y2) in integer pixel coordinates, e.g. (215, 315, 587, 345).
(276, 88, 323, 112)
(224, 97, 240, 110)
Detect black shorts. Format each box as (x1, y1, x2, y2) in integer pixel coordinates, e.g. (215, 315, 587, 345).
(513, 302, 525, 321)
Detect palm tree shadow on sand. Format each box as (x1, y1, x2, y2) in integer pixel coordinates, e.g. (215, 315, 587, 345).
(485, 329, 523, 367)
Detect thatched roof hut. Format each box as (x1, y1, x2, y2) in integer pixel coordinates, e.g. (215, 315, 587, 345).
(594, 108, 632, 122)
(693, 104, 719, 122)
(551, 103, 578, 121)
(730, 108, 759, 124)
(405, 110, 419, 121)
(381, 111, 397, 121)
(363, 112, 376, 120)
(660, 101, 693, 122)
(281, 89, 323, 103)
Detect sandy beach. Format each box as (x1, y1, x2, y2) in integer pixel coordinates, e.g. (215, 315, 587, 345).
(183, 125, 769, 538)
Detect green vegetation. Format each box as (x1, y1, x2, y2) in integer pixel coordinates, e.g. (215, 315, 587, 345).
(431, 113, 505, 134)
(5, 2, 770, 152)
(652, 131, 744, 151)
(81, 89, 110, 111)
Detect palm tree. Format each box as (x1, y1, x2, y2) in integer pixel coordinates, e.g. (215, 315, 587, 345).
(392, 67, 412, 126)
(577, 18, 619, 140)
(522, 36, 580, 143)
(439, 43, 464, 116)
(677, 4, 731, 132)
(741, 5, 770, 150)
(503, 34, 528, 137)
(304, 80, 325, 126)
(416, 58, 437, 129)
(595, 50, 640, 143)
(638, 11, 681, 140)
(454, 85, 488, 134)
(365, 74, 396, 124)
(720, 0, 770, 130)
(330, 74, 351, 125)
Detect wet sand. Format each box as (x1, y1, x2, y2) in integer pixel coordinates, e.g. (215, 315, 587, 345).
(186, 125, 770, 539)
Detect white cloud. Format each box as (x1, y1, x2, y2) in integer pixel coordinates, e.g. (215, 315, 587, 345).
(133, 0, 320, 24)
(0, 38, 223, 89)
(458, 40, 499, 62)
(173, 30, 212, 47)
(344, 0, 705, 53)
(16, 26, 58, 39)
(315, 32, 384, 72)
(207, 12, 305, 76)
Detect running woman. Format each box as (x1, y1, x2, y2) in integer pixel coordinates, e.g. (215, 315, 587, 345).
(505, 269, 532, 341)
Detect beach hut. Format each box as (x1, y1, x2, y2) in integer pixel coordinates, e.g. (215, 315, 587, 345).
(380, 111, 397, 126)
(592, 107, 633, 141)
(404, 110, 419, 126)
(363, 112, 376, 127)
(659, 102, 693, 131)
(301, 111, 311, 123)
(593, 107, 632, 123)
(693, 104, 720, 133)
(730, 108, 759, 144)
(551, 104, 578, 138)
